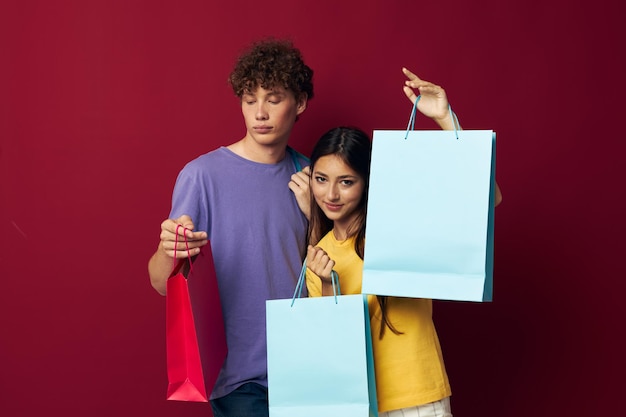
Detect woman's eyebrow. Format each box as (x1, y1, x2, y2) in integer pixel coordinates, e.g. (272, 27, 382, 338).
(314, 171, 357, 180)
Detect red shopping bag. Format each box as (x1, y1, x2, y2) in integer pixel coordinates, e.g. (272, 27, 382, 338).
(166, 229, 227, 402)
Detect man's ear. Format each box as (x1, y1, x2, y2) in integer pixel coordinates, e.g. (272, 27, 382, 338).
(296, 93, 308, 115)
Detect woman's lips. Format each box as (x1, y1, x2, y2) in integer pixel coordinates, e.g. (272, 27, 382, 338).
(324, 202, 342, 211)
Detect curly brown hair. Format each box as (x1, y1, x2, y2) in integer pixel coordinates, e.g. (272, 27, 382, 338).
(228, 38, 314, 100)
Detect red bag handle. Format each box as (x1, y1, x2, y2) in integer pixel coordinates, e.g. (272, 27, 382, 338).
(172, 224, 193, 276)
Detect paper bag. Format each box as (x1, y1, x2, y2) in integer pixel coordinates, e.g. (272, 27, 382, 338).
(266, 266, 378, 417)
(362, 128, 496, 302)
(166, 242, 227, 402)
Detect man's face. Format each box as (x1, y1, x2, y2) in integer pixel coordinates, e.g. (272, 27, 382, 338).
(240, 86, 307, 148)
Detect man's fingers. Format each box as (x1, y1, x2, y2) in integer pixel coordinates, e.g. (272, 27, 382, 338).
(160, 225, 206, 242)
(173, 215, 198, 238)
(165, 239, 206, 257)
(177, 214, 194, 227)
(169, 247, 201, 259)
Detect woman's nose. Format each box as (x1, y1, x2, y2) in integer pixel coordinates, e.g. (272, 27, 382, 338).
(327, 184, 339, 201)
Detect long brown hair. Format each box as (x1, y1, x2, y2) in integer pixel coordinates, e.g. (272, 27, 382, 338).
(308, 127, 402, 339)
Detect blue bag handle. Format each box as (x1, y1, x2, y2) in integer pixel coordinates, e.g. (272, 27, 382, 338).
(291, 260, 340, 306)
(404, 95, 460, 140)
(287, 147, 309, 172)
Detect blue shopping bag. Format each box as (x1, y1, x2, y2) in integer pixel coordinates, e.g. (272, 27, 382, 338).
(362, 105, 496, 302)
(266, 265, 378, 417)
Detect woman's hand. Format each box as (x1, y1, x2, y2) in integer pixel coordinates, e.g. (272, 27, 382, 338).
(289, 166, 311, 220)
(402, 67, 457, 130)
(306, 245, 335, 282)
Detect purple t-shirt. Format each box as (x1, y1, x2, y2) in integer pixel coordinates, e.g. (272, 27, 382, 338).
(169, 146, 308, 399)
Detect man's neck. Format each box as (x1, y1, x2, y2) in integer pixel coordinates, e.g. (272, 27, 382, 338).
(227, 137, 288, 164)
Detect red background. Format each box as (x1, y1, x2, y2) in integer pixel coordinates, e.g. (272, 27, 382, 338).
(1, 1, 624, 415)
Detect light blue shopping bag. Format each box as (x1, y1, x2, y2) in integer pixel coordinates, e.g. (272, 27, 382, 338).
(266, 265, 378, 417)
(362, 104, 496, 302)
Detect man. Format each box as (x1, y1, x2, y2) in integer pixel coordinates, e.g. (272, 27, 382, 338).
(148, 38, 313, 417)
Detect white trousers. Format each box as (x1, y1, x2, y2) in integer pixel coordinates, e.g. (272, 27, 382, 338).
(379, 397, 452, 417)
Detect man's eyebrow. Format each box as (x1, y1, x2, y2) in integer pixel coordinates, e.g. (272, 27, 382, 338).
(242, 90, 286, 98)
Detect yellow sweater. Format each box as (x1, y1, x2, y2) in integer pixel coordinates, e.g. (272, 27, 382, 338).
(306, 232, 451, 413)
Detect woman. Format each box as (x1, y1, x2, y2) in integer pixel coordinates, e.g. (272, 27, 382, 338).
(305, 68, 502, 416)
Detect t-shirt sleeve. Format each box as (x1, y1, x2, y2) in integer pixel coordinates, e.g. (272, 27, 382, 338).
(169, 164, 208, 233)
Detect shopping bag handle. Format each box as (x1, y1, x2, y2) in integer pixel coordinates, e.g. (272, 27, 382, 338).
(291, 260, 341, 306)
(404, 95, 460, 140)
(287, 146, 309, 172)
(172, 224, 193, 277)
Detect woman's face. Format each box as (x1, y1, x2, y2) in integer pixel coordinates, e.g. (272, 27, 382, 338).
(311, 154, 365, 233)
